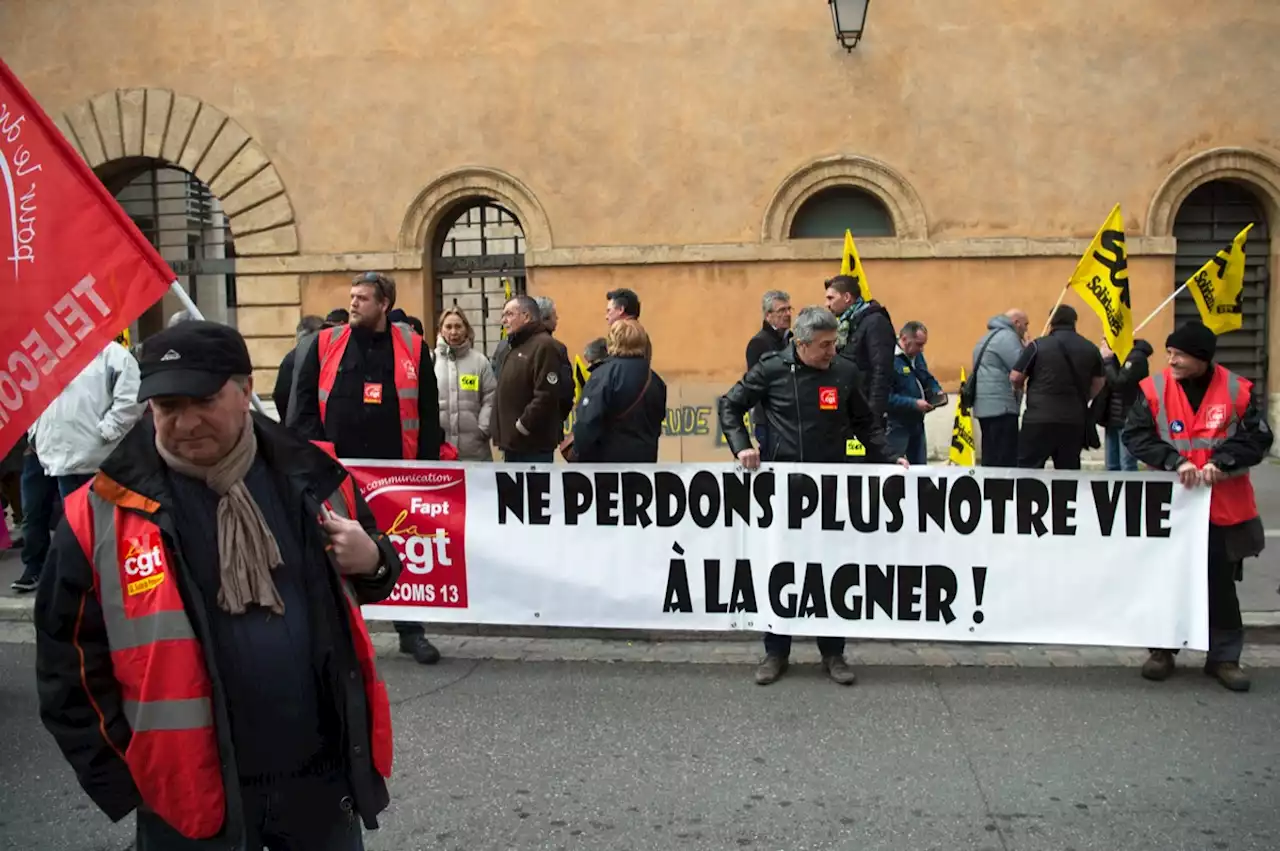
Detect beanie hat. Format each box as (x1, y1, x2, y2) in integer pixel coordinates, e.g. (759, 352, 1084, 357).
(1165, 321, 1216, 363)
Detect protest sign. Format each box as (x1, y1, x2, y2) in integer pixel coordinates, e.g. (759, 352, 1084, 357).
(350, 462, 1211, 650)
(0, 61, 173, 456)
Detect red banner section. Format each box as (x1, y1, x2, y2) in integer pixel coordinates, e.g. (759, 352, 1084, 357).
(350, 463, 469, 609)
(0, 61, 174, 456)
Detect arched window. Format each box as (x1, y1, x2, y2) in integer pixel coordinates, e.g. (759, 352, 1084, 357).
(788, 186, 895, 238)
(432, 200, 526, 357)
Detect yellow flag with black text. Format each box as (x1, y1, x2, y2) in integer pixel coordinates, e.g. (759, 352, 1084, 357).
(840, 229, 872, 300)
(1186, 223, 1252, 335)
(572, 354, 592, 406)
(948, 368, 975, 466)
(499, 278, 514, 339)
(1068, 204, 1133, 361)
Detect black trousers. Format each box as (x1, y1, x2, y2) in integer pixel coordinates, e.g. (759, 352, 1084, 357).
(763, 632, 845, 658)
(1017, 422, 1083, 470)
(978, 414, 1019, 467)
(135, 773, 363, 850)
(1161, 525, 1245, 663)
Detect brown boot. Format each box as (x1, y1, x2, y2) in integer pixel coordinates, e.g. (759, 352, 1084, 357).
(755, 654, 788, 686)
(1140, 650, 1175, 681)
(822, 655, 857, 686)
(1204, 661, 1251, 692)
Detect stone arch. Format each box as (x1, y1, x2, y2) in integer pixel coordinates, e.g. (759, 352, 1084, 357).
(762, 154, 928, 242)
(1147, 147, 1280, 237)
(398, 166, 553, 253)
(54, 88, 299, 256)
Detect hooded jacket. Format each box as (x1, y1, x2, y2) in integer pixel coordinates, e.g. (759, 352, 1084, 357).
(970, 315, 1026, 419)
(433, 335, 497, 461)
(29, 342, 144, 477)
(835, 300, 896, 421)
(719, 345, 897, 464)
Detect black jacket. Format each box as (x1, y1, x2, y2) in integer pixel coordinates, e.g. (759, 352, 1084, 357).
(572, 356, 668, 462)
(34, 413, 402, 840)
(1094, 340, 1153, 429)
(719, 345, 897, 464)
(746, 321, 789, 437)
(272, 345, 299, 424)
(292, 324, 442, 460)
(1122, 366, 1274, 475)
(837, 301, 896, 421)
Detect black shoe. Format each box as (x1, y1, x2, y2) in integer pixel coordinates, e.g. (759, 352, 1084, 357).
(10, 567, 39, 593)
(399, 635, 441, 665)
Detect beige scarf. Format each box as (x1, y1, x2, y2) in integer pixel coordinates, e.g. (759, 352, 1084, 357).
(156, 414, 285, 615)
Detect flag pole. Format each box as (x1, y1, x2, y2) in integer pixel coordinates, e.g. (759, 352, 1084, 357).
(1134, 282, 1188, 334)
(1040, 285, 1070, 337)
(167, 281, 268, 415)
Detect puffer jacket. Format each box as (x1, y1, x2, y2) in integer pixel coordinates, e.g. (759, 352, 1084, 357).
(719, 344, 897, 464)
(433, 336, 497, 460)
(836, 300, 896, 421)
(29, 342, 144, 477)
(970, 315, 1025, 419)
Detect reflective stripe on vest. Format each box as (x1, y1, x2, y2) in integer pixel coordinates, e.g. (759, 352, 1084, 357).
(317, 322, 422, 458)
(1149, 369, 1243, 451)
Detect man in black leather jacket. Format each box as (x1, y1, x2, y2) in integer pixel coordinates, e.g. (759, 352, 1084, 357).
(719, 306, 907, 688)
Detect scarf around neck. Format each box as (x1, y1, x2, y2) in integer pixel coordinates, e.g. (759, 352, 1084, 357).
(155, 413, 285, 615)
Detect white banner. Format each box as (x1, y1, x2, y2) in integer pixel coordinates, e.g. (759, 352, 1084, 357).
(350, 462, 1211, 650)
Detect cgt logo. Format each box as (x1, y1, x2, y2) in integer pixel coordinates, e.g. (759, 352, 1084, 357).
(121, 535, 167, 595)
(0, 101, 42, 280)
(819, 386, 838, 410)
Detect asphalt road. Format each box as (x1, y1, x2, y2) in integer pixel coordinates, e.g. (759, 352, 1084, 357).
(1, 643, 1278, 851)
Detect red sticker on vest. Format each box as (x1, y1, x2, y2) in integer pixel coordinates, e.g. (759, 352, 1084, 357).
(364, 382, 384, 404)
(120, 533, 167, 596)
(1204, 404, 1229, 430)
(819, 386, 839, 410)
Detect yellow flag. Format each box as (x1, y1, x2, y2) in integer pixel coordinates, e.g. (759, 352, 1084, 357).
(840, 229, 872, 300)
(1067, 204, 1133, 361)
(572, 354, 592, 406)
(948, 368, 975, 466)
(1186, 223, 1252, 335)
(114, 327, 131, 348)
(499, 277, 514, 339)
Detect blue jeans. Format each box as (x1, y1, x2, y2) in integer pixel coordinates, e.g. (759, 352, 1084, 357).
(1104, 427, 1137, 472)
(19, 454, 58, 575)
(504, 450, 555, 463)
(886, 420, 927, 465)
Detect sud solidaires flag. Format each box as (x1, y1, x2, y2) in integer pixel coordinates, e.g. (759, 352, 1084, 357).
(1186, 223, 1252, 335)
(840, 229, 871, 300)
(948, 368, 975, 466)
(1067, 203, 1134, 361)
(0, 61, 174, 457)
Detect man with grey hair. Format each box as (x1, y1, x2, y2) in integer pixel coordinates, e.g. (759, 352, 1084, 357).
(493, 295, 570, 462)
(886, 319, 943, 465)
(720, 305, 907, 687)
(532, 295, 574, 417)
(745, 290, 793, 455)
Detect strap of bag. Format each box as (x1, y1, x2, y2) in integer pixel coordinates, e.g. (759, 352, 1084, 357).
(614, 371, 653, 421)
(971, 331, 998, 378)
(1051, 337, 1091, 409)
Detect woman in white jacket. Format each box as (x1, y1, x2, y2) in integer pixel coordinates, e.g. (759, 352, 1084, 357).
(28, 341, 144, 495)
(433, 308, 497, 461)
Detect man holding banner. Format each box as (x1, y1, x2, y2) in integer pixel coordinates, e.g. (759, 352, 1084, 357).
(1124, 321, 1272, 691)
(720, 306, 906, 687)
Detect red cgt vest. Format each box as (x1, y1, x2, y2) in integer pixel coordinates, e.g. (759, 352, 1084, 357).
(63, 451, 392, 840)
(317, 323, 423, 459)
(1139, 364, 1259, 526)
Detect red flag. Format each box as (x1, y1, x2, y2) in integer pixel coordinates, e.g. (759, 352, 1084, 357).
(0, 61, 174, 456)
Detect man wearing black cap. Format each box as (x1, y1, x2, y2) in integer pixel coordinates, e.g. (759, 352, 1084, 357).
(1124, 320, 1273, 691)
(35, 321, 402, 848)
(1010, 304, 1105, 469)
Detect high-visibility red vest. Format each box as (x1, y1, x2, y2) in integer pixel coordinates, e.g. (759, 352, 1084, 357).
(1139, 364, 1259, 526)
(62, 451, 392, 840)
(317, 323, 423, 459)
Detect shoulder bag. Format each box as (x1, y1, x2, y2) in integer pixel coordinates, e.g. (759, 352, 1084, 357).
(559, 370, 653, 463)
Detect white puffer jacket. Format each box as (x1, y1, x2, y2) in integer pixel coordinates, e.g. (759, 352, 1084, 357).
(29, 342, 144, 476)
(433, 336, 496, 461)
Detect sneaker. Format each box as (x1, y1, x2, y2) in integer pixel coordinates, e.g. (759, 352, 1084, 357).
(754, 654, 788, 685)
(1140, 650, 1175, 681)
(821, 655, 857, 686)
(399, 634, 441, 665)
(1204, 661, 1251, 692)
(10, 567, 39, 593)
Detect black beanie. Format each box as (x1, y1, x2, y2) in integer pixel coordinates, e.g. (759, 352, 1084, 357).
(1166, 321, 1216, 363)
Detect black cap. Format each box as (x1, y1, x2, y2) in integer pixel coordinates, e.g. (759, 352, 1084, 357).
(1166, 320, 1217, 363)
(138, 320, 253, 401)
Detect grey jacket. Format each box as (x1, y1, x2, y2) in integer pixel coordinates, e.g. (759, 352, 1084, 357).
(970, 315, 1026, 419)
(433, 336, 497, 461)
